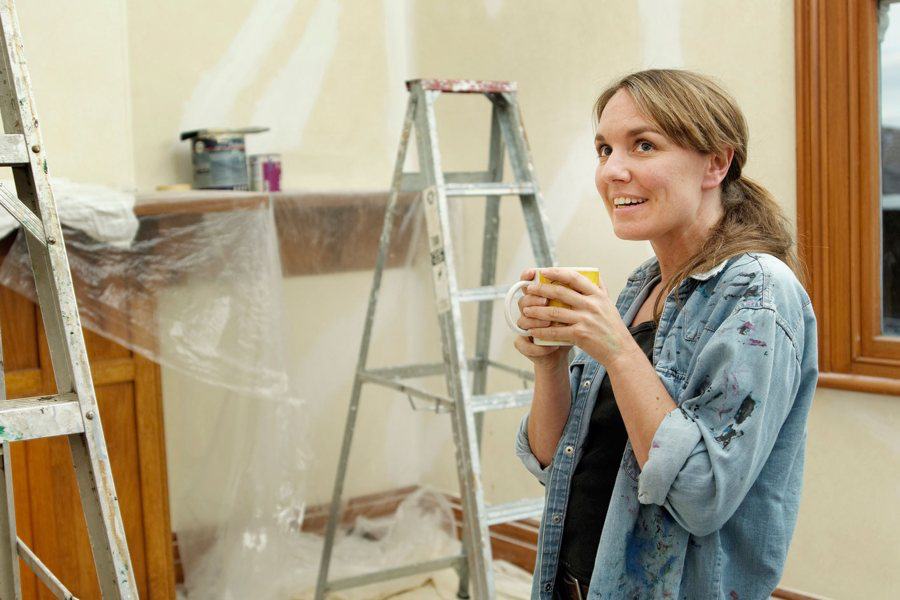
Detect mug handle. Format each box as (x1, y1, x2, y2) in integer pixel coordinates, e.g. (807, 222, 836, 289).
(504, 279, 533, 336)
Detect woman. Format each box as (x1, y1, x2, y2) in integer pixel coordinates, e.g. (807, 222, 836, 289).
(513, 69, 818, 599)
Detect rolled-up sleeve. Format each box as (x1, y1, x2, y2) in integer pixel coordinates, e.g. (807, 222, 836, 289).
(515, 355, 586, 486)
(637, 305, 803, 537)
(515, 414, 552, 485)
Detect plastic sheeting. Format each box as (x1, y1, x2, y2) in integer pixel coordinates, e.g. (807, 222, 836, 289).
(0, 188, 513, 598)
(0, 178, 138, 246)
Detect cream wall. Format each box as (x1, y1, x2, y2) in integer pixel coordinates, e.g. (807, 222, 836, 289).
(16, 1, 135, 187)
(14, 1, 900, 598)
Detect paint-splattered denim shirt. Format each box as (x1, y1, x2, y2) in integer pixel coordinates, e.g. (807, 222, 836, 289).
(516, 253, 818, 599)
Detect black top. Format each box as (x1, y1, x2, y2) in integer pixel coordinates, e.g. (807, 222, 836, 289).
(558, 319, 658, 582)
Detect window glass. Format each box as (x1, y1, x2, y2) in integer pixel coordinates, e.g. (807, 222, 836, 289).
(880, 0, 900, 335)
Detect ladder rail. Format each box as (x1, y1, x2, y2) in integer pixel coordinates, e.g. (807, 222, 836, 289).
(313, 92, 420, 599)
(497, 92, 556, 267)
(416, 82, 494, 597)
(0, 1, 138, 597)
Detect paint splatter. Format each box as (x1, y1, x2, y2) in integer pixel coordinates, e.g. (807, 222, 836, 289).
(742, 285, 760, 298)
(747, 338, 767, 347)
(652, 441, 660, 448)
(737, 321, 754, 335)
(715, 425, 743, 448)
(734, 396, 756, 424)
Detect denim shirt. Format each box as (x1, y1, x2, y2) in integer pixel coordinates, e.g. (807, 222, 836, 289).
(515, 252, 818, 599)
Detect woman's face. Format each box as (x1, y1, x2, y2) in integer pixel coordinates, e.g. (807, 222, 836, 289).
(594, 89, 726, 245)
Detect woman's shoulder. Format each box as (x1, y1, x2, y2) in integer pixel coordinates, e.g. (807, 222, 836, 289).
(712, 252, 813, 323)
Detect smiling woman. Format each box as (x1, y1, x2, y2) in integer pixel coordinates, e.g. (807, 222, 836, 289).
(512, 70, 819, 599)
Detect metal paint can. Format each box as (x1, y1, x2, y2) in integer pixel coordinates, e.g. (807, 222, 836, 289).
(249, 154, 282, 192)
(180, 127, 268, 190)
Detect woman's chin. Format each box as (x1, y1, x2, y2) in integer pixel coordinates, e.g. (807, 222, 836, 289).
(612, 225, 652, 241)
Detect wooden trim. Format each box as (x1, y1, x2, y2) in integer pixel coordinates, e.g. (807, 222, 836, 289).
(133, 353, 177, 599)
(4, 358, 136, 397)
(772, 587, 832, 600)
(796, 0, 900, 391)
(4, 368, 41, 397)
(818, 370, 900, 394)
(301, 485, 420, 534)
(91, 357, 136, 386)
(134, 191, 268, 217)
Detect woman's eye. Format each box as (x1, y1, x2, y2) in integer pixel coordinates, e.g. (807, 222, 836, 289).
(636, 140, 654, 153)
(597, 144, 611, 158)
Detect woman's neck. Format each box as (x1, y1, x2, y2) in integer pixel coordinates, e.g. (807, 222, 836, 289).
(652, 192, 725, 285)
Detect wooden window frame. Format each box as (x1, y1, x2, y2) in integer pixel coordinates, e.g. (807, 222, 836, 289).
(796, 0, 900, 395)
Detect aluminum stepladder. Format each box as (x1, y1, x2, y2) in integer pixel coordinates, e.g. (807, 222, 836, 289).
(0, 0, 138, 598)
(315, 79, 556, 599)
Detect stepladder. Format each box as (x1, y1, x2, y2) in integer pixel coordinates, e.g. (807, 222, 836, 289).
(315, 79, 557, 599)
(0, 0, 138, 598)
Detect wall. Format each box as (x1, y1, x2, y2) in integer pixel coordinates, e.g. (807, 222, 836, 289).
(14, 1, 900, 598)
(16, 1, 135, 187)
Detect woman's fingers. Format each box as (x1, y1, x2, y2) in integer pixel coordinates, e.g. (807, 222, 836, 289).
(527, 323, 577, 345)
(518, 292, 548, 310)
(536, 268, 600, 296)
(513, 333, 561, 358)
(526, 279, 586, 308)
(523, 304, 579, 325)
(516, 292, 550, 328)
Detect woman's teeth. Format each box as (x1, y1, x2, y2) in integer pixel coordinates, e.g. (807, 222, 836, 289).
(613, 197, 648, 207)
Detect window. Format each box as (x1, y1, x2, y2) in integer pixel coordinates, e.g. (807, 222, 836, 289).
(881, 1, 900, 336)
(796, 0, 900, 394)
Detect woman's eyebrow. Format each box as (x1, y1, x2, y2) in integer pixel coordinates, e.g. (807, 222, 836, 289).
(595, 127, 663, 143)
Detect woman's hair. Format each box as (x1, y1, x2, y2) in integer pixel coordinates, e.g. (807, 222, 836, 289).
(593, 69, 803, 320)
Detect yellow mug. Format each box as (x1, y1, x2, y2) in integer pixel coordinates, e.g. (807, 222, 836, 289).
(504, 267, 601, 346)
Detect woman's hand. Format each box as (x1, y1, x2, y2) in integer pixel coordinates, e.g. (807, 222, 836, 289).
(520, 267, 641, 368)
(512, 269, 570, 368)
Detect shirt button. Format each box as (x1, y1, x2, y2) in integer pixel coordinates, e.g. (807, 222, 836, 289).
(551, 513, 562, 524)
(544, 582, 553, 592)
(564, 445, 574, 455)
(581, 379, 591, 388)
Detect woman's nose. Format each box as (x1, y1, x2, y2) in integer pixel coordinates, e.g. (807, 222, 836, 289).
(599, 153, 631, 184)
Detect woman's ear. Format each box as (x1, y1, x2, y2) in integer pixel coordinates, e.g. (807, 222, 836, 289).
(701, 147, 735, 190)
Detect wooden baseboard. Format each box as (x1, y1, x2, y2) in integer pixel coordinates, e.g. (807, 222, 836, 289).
(172, 486, 826, 599)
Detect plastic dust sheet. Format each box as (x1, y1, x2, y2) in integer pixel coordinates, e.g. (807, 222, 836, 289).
(0, 185, 535, 598)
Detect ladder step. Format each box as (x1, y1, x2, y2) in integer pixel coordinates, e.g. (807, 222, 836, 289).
(470, 389, 533, 412)
(485, 497, 545, 526)
(456, 285, 509, 303)
(0, 393, 84, 441)
(0, 184, 46, 243)
(359, 371, 453, 410)
(327, 554, 465, 591)
(16, 538, 76, 600)
(407, 78, 516, 93)
(444, 182, 536, 197)
(0, 133, 29, 166)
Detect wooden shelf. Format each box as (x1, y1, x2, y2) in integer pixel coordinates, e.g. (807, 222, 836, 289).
(135, 189, 419, 276)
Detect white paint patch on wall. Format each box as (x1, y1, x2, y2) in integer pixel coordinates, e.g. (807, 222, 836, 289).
(637, 0, 684, 69)
(250, 0, 341, 152)
(384, 0, 414, 162)
(484, 0, 504, 19)
(179, 0, 299, 131)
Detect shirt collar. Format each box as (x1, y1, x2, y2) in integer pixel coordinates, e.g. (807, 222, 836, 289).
(630, 256, 732, 285)
(689, 257, 731, 281)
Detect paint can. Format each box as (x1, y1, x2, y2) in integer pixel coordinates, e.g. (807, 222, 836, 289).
(249, 154, 282, 192)
(180, 127, 269, 190)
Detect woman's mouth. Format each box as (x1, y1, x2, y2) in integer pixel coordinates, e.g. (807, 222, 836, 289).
(612, 196, 649, 210)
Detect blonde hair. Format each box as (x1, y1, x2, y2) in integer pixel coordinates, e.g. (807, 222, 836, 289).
(593, 69, 803, 320)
